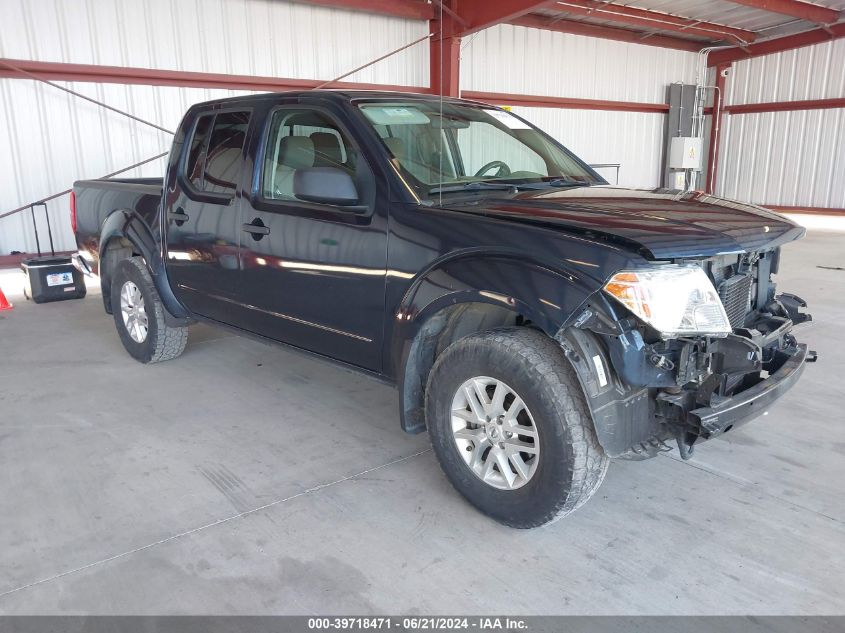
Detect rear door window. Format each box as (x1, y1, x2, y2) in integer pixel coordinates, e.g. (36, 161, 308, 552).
(185, 114, 214, 190)
(183, 110, 251, 196)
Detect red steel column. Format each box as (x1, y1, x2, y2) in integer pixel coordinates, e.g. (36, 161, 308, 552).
(430, 12, 461, 97)
(706, 63, 730, 194)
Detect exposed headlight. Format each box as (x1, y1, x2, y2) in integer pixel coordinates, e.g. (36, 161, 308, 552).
(603, 266, 731, 338)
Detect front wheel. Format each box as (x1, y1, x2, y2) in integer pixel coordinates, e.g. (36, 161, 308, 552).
(425, 328, 608, 528)
(110, 257, 188, 364)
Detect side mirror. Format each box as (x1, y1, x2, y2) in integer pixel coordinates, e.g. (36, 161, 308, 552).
(294, 167, 360, 208)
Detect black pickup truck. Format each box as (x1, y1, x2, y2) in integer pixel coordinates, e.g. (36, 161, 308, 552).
(73, 91, 814, 528)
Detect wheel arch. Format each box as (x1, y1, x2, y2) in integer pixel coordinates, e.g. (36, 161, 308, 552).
(390, 254, 599, 434)
(98, 209, 188, 321)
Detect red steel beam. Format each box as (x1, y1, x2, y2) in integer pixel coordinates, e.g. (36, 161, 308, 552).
(291, 0, 434, 20)
(709, 21, 845, 65)
(0, 58, 677, 114)
(0, 58, 431, 94)
(457, 0, 558, 36)
(462, 90, 670, 113)
(723, 0, 839, 25)
(430, 10, 461, 96)
(511, 14, 705, 51)
(724, 97, 845, 113)
(554, 0, 756, 44)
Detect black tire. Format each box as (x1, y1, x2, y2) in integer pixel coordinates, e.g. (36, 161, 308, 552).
(110, 257, 188, 364)
(425, 328, 609, 528)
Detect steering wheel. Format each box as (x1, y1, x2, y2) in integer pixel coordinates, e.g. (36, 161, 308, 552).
(474, 161, 511, 178)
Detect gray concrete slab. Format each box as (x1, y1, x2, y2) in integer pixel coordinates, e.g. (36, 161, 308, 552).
(0, 230, 843, 615)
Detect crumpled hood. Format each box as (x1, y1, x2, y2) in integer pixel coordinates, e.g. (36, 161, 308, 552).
(443, 186, 805, 260)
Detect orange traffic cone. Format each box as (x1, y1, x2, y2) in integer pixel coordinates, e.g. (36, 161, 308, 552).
(0, 287, 12, 311)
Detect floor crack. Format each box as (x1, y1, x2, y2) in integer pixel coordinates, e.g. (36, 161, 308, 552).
(659, 452, 843, 526)
(0, 448, 431, 601)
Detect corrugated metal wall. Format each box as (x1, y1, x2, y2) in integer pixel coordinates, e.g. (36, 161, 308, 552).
(0, 0, 429, 253)
(12, 1, 836, 255)
(460, 24, 700, 188)
(0, 0, 428, 84)
(715, 38, 845, 208)
(507, 107, 669, 186)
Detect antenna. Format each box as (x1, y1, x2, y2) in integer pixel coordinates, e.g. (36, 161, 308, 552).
(438, 1, 444, 207)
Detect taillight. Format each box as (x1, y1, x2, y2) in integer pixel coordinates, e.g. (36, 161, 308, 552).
(70, 191, 77, 234)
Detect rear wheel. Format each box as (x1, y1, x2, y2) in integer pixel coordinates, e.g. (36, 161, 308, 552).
(425, 328, 608, 528)
(110, 257, 187, 363)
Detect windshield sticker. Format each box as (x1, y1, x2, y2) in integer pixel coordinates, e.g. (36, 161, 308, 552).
(486, 109, 531, 130)
(360, 106, 430, 126)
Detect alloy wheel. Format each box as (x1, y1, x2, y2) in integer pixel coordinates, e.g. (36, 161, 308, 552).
(120, 280, 149, 343)
(450, 376, 540, 490)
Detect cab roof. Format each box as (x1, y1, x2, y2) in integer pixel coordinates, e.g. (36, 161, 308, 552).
(190, 90, 494, 110)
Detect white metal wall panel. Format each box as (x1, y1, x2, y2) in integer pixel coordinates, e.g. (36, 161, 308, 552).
(727, 39, 845, 105)
(715, 39, 845, 208)
(461, 24, 700, 104)
(460, 23, 699, 190)
(0, 79, 254, 253)
(716, 108, 845, 209)
(0, 0, 429, 85)
(0, 0, 429, 254)
(511, 107, 668, 188)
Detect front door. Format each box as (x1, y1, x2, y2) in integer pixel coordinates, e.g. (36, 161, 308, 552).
(237, 105, 387, 371)
(165, 109, 252, 324)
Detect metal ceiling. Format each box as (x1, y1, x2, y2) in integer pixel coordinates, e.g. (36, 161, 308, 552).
(529, 0, 845, 47)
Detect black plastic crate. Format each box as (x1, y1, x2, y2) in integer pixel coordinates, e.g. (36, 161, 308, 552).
(20, 203, 87, 304)
(21, 255, 86, 303)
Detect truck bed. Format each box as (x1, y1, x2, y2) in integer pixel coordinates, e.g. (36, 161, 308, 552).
(75, 176, 163, 192)
(73, 177, 164, 273)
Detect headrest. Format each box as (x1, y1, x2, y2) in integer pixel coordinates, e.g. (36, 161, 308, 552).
(310, 132, 343, 166)
(204, 147, 242, 190)
(279, 136, 315, 169)
(383, 137, 406, 159)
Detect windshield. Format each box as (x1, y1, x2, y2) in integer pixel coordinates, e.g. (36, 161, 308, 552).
(357, 100, 604, 200)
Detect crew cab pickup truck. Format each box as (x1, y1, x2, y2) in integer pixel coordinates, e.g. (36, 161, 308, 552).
(73, 91, 814, 528)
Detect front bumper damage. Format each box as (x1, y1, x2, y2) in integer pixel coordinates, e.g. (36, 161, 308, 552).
(688, 344, 809, 434)
(658, 341, 814, 458)
(557, 293, 816, 460)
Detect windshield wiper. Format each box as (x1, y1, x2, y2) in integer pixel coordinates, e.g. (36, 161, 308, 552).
(517, 179, 592, 189)
(428, 178, 591, 196)
(428, 182, 520, 195)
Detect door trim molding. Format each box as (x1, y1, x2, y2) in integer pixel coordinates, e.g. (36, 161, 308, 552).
(178, 284, 373, 343)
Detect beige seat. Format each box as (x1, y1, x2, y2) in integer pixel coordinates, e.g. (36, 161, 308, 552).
(383, 136, 446, 183)
(203, 147, 242, 192)
(383, 137, 406, 161)
(272, 136, 315, 199)
(310, 132, 344, 167)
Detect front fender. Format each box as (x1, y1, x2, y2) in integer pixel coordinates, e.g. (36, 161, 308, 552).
(388, 253, 603, 433)
(99, 209, 188, 320)
(392, 254, 599, 360)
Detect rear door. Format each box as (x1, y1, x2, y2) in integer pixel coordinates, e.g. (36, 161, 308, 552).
(165, 108, 253, 324)
(236, 104, 388, 371)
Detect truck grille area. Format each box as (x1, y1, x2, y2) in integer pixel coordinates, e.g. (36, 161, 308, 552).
(718, 273, 753, 329)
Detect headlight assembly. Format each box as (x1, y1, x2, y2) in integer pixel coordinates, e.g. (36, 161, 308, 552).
(603, 266, 731, 338)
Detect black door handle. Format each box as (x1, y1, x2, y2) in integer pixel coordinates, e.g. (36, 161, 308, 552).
(168, 208, 189, 225)
(242, 219, 270, 240)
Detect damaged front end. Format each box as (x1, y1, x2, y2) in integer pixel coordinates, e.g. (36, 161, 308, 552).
(557, 247, 816, 460)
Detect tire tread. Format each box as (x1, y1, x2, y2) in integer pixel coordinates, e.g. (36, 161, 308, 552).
(116, 257, 187, 363)
(426, 327, 609, 528)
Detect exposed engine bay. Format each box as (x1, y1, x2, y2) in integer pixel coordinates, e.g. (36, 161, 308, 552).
(558, 247, 816, 460)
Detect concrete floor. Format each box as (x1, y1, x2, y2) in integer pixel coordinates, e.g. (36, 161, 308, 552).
(0, 229, 843, 615)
